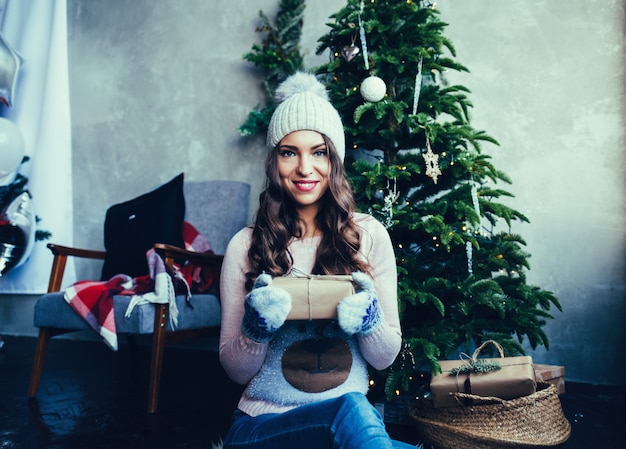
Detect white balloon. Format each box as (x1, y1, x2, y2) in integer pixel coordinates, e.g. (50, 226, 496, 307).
(0, 117, 25, 177)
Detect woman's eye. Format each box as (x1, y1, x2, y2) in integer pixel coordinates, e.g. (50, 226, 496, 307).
(279, 150, 295, 157)
(313, 149, 328, 157)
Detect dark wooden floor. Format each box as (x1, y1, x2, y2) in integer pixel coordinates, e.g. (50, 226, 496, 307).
(0, 335, 624, 449)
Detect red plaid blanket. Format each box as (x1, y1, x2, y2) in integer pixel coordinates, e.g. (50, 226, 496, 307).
(64, 222, 213, 350)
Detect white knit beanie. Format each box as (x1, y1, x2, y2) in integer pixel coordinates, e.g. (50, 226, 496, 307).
(266, 72, 346, 162)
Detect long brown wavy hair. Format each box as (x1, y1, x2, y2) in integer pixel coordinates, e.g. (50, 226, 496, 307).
(246, 135, 369, 291)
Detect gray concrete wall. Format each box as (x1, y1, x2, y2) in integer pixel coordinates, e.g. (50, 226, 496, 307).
(0, 0, 624, 387)
(68, 0, 335, 279)
(437, 0, 626, 386)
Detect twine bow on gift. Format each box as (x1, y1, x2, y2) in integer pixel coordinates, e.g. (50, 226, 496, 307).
(449, 340, 504, 395)
(305, 274, 353, 321)
(277, 270, 355, 320)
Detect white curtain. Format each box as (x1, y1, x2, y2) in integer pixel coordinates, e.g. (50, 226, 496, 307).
(0, 0, 74, 293)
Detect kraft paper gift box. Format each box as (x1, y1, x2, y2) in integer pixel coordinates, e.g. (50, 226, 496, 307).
(430, 341, 537, 408)
(534, 364, 566, 395)
(272, 275, 355, 321)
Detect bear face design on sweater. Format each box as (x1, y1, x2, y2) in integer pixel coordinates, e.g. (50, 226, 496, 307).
(245, 320, 369, 407)
(282, 335, 352, 393)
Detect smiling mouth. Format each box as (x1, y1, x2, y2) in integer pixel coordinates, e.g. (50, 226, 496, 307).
(293, 181, 319, 192)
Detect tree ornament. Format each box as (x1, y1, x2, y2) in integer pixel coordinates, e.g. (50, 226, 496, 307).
(360, 75, 386, 102)
(381, 178, 400, 229)
(471, 182, 481, 218)
(0, 33, 24, 107)
(358, 0, 370, 70)
(341, 35, 360, 62)
(466, 241, 473, 275)
(422, 137, 442, 183)
(341, 44, 360, 62)
(412, 56, 424, 114)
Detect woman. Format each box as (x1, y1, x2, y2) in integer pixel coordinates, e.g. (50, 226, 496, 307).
(219, 72, 414, 449)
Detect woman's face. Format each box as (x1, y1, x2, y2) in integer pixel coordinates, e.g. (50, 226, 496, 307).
(277, 130, 330, 214)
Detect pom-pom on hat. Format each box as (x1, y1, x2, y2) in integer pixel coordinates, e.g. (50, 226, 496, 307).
(267, 72, 346, 162)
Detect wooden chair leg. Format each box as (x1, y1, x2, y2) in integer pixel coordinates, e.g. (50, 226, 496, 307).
(28, 328, 53, 398)
(147, 304, 169, 413)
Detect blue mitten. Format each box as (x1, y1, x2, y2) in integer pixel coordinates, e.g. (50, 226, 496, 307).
(337, 272, 383, 336)
(241, 273, 292, 343)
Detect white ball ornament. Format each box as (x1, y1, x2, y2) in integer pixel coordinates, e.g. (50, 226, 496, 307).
(360, 75, 387, 102)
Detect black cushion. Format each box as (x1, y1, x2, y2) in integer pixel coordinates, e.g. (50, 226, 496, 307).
(100, 173, 185, 280)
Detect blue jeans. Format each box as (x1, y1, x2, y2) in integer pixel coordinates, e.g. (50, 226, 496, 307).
(223, 392, 415, 449)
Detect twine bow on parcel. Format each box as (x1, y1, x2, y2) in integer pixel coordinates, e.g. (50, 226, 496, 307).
(449, 340, 504, 396)
(272, 273, 355, 321)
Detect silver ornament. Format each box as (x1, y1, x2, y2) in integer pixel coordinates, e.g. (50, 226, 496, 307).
(0, 33, 24, 107)
(341, 44, 360, 62)
(0, 192, 36, 275)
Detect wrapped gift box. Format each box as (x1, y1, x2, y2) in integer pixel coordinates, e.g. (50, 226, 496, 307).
(430, 349, 537, 408)
(534, 364, 566, 394)
(273, 275, 354, 321)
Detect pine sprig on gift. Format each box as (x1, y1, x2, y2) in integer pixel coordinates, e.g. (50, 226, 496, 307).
(449, 359, 502, 376)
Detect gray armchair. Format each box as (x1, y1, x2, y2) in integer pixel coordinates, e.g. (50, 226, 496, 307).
(27, 180, 250, 413)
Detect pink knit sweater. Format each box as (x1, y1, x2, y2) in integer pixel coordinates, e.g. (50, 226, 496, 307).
(219, 212, 402, 417)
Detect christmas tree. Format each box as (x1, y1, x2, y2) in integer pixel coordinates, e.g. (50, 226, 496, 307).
(241, 0, 562, 399)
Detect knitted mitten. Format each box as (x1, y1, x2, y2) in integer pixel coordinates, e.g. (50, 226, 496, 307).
(337, 272, 383, 336)
(241, 273, 292, 343)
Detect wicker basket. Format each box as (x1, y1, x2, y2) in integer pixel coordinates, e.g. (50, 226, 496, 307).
(409, 383, 571, 449)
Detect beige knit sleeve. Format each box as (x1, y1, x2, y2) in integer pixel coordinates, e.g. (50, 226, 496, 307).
(218, 227, 269, 385)
(355, 214, 403, 370)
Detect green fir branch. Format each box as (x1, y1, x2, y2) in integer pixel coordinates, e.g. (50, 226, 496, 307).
(449, 359, 502, 375)
(239, 0, 306, 138)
